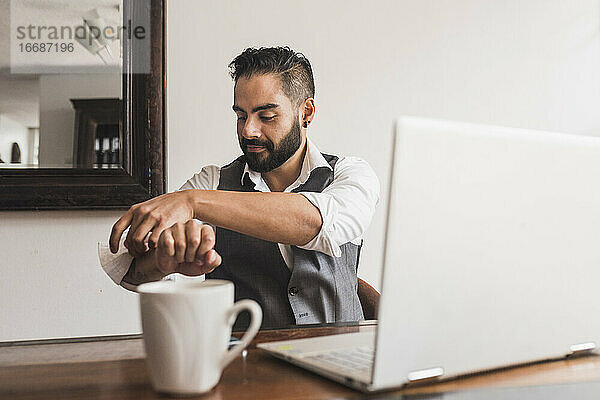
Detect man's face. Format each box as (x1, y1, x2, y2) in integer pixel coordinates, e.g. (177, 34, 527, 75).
(233, 74, 303, 173)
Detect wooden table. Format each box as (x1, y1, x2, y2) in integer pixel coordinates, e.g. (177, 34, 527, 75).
(2, 322, 600, 399)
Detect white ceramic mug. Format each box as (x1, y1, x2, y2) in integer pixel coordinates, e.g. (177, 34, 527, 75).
(137, 279, 262, 396)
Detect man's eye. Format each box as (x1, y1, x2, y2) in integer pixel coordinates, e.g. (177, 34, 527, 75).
(237, 115, 247, 121)
(261, 115, 276, 121)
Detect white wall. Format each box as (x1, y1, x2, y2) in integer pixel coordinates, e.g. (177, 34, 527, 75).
(0, 211, 140, 341)
(1, 0, 599, 341)
(167, 0, 600, 291)
(38, 74, 121, 167)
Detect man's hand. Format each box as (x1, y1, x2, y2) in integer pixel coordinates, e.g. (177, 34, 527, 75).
(155, 220, 222, 276)
(110, 191, 195, 256)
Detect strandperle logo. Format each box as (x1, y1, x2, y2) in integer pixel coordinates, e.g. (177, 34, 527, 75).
(14, 20, 146, 45)
(10, 1, 151, 74)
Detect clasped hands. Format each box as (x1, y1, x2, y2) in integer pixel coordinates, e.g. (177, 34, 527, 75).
(109, 190, 222, 276)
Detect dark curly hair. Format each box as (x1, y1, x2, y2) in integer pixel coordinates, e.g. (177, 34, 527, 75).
(229, 46, 315, 107)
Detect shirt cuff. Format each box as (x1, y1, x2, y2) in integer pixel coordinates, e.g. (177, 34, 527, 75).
(97, 238, 206, 291)
(97, 238, 134, 289)
(297, 192, 342, 258)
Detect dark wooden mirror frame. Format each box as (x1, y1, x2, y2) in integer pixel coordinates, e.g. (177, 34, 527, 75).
(0, 0, 165, 210)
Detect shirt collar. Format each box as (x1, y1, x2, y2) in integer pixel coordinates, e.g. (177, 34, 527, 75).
(241, 137, 332, 192)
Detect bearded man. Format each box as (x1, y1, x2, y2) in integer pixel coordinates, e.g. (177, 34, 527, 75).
(105, 46, 380, 330)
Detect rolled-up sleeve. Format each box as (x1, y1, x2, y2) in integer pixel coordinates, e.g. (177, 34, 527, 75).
(178, 165, 220, 190)
(176, 165, 220, 231)
(298, 157, 380, 257)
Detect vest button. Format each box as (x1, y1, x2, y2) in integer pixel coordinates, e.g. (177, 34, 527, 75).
(289, 287, 299, 296)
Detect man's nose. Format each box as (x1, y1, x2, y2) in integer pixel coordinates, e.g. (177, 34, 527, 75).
(241, 117, 261, 139)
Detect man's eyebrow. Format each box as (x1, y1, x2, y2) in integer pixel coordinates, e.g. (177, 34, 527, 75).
(232, 103, 280, 113)
(252, 103, 279, 112)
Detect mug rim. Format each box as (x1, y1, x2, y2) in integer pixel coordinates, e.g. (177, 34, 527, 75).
(137, 279, 233, 295)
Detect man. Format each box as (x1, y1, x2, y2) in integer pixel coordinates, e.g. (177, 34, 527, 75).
(106, 46, 379, 329)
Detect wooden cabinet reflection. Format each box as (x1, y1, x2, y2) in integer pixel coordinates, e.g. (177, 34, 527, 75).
(71, 98, 123, 168)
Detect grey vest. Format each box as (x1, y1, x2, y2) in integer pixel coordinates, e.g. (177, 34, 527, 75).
(207, 154, 364, 330)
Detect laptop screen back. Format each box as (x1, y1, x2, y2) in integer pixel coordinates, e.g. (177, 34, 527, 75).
(372, 117, 600, 388)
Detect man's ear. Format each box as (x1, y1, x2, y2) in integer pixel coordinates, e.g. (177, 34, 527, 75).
(301, 98, 316, 128)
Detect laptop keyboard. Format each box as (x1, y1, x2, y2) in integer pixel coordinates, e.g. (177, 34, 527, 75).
(303, 346, 374, 378)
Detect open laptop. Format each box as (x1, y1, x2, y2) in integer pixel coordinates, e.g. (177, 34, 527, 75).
(258, 116, 600, 392)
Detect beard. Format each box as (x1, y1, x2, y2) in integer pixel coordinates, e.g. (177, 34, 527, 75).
(239, 118, 302, 173)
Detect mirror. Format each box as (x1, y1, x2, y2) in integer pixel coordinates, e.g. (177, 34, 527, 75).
(0, 0, 165, 209)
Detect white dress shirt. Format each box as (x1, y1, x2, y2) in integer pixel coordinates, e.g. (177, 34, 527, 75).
(98, 138, 379, 285)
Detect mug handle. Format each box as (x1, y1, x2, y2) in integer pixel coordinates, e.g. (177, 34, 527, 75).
(220, 299, 262, 369)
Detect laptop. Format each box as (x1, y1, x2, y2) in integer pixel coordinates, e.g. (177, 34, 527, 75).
(258, 116, 600, 392)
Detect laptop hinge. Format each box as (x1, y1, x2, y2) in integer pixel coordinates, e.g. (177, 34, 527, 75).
(407, 367, 444, 382)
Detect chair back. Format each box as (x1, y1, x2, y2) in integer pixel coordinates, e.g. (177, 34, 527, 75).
(357, 278, 380, 320)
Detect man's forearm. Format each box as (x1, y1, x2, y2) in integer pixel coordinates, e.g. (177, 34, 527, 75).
(121, 249, 165, 286)
(186, 190, 322, 246)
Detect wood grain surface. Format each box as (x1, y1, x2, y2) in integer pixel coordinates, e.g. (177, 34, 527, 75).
(1, 322, 600, 400)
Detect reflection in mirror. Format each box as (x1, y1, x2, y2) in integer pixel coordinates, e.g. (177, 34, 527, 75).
(0, 0, 123, 169)
(0, 0, 163, 210)
(71, 98, 123, 168)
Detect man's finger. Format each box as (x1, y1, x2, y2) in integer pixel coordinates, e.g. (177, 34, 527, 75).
(184, 221, 202, 263)
(202, 250, 222, 274)
(177, 250, 221, 276)
(129, 215, 159, 255)
(156, 238, 177, 274)
(158, 228, 176, 257)
(171, 223, 187, 264)
(124, 211, 145, 255)
(148, 225, 167, 249)
(110, 212, 133, 253)
(196, 225, 216, 258)
(203, 249, 222, 268)
(176, 261, 206, 276)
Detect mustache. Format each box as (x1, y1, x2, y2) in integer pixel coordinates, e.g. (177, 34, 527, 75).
(241, 138, 274, 151)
